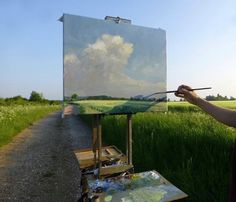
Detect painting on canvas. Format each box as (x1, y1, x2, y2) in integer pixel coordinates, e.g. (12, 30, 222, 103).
(62, 14, 167, 114)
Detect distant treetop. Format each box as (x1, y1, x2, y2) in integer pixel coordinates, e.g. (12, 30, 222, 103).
(205, 94, 236, 101)
(29, 91, 44, 102)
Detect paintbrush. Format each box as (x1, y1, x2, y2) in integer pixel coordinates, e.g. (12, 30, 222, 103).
(147, 87, 212, 97)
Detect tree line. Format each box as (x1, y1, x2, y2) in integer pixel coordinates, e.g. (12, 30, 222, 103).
(0, 91, 61, 106)
(173, 93, 236, 102)
(205, 94, 236, 101)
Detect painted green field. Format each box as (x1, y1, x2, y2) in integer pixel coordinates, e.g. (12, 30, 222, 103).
(72, 100, 167, 114)
(81, 100, 236, 202)
(0, 105, 60, 147)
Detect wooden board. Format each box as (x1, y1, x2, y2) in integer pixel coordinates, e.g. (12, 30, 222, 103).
(100, 164, 133, 176)
(74, 145, 126, 169)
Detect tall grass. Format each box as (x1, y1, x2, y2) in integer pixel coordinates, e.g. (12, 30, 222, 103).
(0, 105, 60, 147)
(96, 101, 236, 202)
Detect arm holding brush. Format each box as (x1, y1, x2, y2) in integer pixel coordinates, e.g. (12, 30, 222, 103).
(175, 85, 236, 128)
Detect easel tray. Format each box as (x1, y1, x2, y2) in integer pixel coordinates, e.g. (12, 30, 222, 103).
(74, 145, 126, 169)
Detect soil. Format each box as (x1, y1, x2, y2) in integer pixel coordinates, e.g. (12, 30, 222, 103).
(0, 107, 92, 202)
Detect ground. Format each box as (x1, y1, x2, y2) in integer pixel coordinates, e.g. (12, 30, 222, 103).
(0, 107, 91, 202)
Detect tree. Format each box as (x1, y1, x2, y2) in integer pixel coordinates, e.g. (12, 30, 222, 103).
(12, 95, 27, 101)
(206, 94, 235, 101)
(29, 91, 44, 102)
(71, 93, 79, 101)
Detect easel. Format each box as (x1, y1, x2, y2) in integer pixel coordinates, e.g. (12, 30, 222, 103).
(92, 114, 133, 179)
(60, 14, 188, 201)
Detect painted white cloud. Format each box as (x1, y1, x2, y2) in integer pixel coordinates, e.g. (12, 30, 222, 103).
(64, 34, 165, 98)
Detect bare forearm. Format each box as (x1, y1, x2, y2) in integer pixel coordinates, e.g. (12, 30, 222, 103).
(195, 98, 236, 128)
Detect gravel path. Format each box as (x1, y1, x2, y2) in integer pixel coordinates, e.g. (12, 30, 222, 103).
(0, 109, 92, 202)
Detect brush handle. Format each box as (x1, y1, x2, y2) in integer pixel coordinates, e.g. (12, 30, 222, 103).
(150, 87, 212, 96)
(167, 87, 212, 94)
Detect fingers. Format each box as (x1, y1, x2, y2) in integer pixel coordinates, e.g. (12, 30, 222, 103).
(175, 92, 184, 98)
(177, 85, 192, 92)
(175, 84, 199, 104)
(180, 85, 192, 90)
(177, 85, 192, 93)
(175, 84, 192, 97)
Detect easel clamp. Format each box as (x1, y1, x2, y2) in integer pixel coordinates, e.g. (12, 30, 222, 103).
(105, 16, 131, 24)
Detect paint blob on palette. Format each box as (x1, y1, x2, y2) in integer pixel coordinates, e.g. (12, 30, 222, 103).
(88, 171, 187, 201)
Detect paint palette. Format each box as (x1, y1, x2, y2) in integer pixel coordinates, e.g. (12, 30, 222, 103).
(87, 170, 187, 201)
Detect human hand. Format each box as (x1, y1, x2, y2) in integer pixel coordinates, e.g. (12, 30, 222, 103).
(175, 85, 200, 105)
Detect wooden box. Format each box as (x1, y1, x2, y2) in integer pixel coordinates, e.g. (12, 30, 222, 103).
(74, 145, 126, 169)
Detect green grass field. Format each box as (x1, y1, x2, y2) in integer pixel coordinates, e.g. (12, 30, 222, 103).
(81, 100, 236, 202)
(72, 100, 167, 114)
(0, 105, 60, 147)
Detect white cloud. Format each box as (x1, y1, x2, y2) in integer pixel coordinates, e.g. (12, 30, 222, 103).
(64, 34, 165, 98)
(64, 54, 78, 65)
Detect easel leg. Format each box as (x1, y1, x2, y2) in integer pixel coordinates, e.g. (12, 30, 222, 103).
(127, 114, 132, 165)
(92, 115, 98, 169)
(97, 114, 102, 178)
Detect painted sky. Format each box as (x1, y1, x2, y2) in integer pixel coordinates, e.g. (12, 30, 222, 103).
(63, 14, 166, 98)
(1, 1, 236, 100)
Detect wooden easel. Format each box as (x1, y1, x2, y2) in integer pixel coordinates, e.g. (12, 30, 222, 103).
(92, 114, 133, 179)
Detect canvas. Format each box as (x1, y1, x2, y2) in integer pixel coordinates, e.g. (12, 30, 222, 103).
(62, 14, 167, 114)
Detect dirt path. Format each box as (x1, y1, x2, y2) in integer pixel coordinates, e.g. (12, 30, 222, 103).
(0, 108, 92, 202)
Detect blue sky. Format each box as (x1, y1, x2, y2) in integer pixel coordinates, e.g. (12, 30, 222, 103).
(1, 0, 236, 100)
